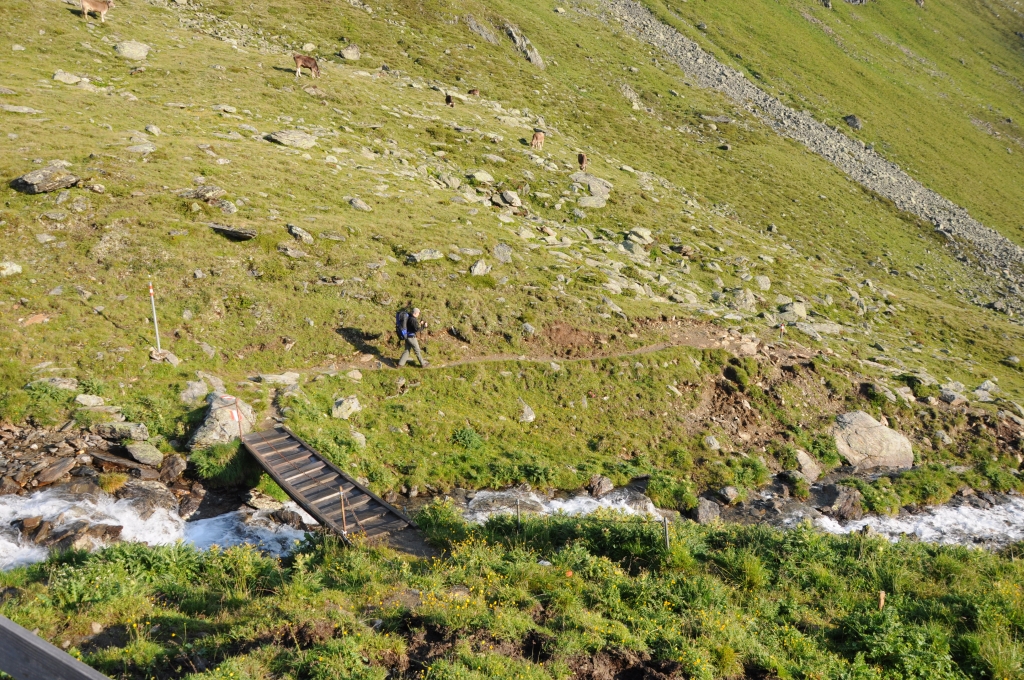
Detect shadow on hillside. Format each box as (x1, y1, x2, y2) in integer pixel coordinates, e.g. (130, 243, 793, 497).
(336, 326, 390, 362)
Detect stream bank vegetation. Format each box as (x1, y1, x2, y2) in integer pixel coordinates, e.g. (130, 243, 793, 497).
(3, 502, 1024, 678)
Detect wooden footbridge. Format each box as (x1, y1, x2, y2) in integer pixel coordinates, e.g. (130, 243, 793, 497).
(241, 426, 416, 545)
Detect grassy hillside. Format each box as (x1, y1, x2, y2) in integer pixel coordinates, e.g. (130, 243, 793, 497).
(645, 0, 1024, 245)
(1, 0, 1023, 503)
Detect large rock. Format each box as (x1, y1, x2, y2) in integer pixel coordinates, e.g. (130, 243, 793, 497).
(587, 474, 614, 498)
(409, 249, 443, 263)
(75, 394, 104, 407)
(116, 480, 179, 520)
(115, 41, 150, 61)
(340, 44, 361, 60)
(469, 259, 491, 276)
(467, 170, 494, 184)
(266, 130, 318, 149)
(332, 396, 362, 420)
(34, 458, 77, 486)
(692, 497, 721, 524)
(577, 196, 606, 209)
(189, 394, 256, 450)
(833, 411, 913, 471)
(125, 442, 164, 467)
(159, 454, 188, 483)
(569, 172, 613, 198)
(53, 70, 82, 85)
(210, 223, 257, 240)
(258, 372, 301, 386)
(349, 197, 372, 211)
(518, 399, 536, 423)
(11, 165, 79, 194)
(94, 422, 150, 442)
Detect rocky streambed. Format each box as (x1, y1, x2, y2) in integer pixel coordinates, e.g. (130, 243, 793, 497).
(0, 422, 312, 569)
(4, 419, 1024, 571)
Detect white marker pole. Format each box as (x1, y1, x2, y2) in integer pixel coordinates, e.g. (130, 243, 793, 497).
(148, 280, 162, 353)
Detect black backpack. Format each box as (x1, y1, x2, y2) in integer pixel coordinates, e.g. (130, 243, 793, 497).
(395, 310, 410, 339)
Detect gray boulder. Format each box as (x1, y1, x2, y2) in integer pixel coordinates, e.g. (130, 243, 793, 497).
(180, 380, 208, 403)
(469, 259, 491, 276)
(159, 454, 188, 483)
(117, 480, 179, 520)
(0, 262, 22, 277)
(409, 249, 443, 263)
(95, 422, 150, 442)
(115, 41, 150, 61)
(125, 442, 164, 467)
(332, 396, 362, 420)
(210, 223, 257, 241)
(693, 497, 720, 524)
(833, 411, 913, 471)
(795, 449, 822, 482)
(587, 474, 614, 498)
(11, 165, 79, 194)
(518, 399, 536, 423)
(288, 224, 314, 244)
(493, 243, 513, 264)
(350, 197, 372, 211)
(340, 44, 361, 60)
(29, 377, 79, 391)
(189, 394, 256, 450)
(266, 130, 318, 149)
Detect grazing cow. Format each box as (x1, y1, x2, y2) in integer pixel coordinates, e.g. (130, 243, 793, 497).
(468, 88, 480, 96)
(81, 0, 114, 22)
(445, 93, 455, 107)
(531, 131, 545, 150)
(292, 53, 320, 79)
(578, 152, 588, 171)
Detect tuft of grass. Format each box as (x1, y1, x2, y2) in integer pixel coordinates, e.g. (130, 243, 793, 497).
(191, 442, 263, 488)
(97, 472, 129, 494)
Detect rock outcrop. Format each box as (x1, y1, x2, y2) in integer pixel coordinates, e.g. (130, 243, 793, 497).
(832, 411, 914, 471)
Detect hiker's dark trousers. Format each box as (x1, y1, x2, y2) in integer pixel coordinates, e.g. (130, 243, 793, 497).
(398, 337, 426, 367)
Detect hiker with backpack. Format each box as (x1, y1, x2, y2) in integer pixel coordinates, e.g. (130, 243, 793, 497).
(396, 307, 428, 368)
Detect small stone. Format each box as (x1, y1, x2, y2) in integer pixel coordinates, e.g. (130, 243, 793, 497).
(703, 435, 720, 450)
(35, 458, 77, 486)
(75, 394, 104, 407)
(843, 114, 863, 131)
(333, 396, 362, 419)
(350, 430, 367, 448)
(754, 275, 771, 291)
(795, 449, 822, 482)
(934, 430, 953, 446)
(145, 125, 161, 136)
(287, 223, 314, 244)
(492, 243, 513, 264)
(29, 377, 78, 391)
(346, 369, 363, 382)
(522, 322, 536, 336)
(125, 442, 164, 467)
(212, 104, 237, 113)
(469, 259, 491, 276)
(518, 399, 536, 423)
(349, 197, 372, 211)
(718, 486, 739, 504)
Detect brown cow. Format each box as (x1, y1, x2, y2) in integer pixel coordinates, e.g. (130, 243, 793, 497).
(578, 152, 588, 171)
(531, 131, 545, 150)
(81, 0, 115, 22)
(468, 88, 480, 96)
(292, 53, 320, 79)
(445, 94, 455, 108)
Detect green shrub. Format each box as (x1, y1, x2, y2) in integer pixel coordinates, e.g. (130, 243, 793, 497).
(451, 427, 484, 451)
(191, 441, 263, 488)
